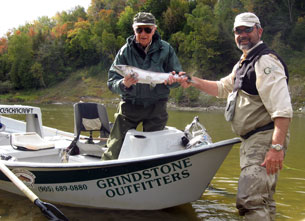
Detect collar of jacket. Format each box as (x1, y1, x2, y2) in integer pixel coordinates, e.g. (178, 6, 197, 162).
(242, 42, 267, 62)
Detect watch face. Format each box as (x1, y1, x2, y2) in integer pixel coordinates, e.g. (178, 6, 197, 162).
(272, 144, 283, 151)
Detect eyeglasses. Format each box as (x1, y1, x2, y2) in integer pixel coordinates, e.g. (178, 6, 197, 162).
(135, 27, 153, 34)
(234, 26, 254, 35)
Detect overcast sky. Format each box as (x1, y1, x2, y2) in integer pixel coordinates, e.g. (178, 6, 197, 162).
(1, 0, 91, 37)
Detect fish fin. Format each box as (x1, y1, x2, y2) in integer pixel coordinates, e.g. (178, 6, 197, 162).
(130, 73, 139, 81)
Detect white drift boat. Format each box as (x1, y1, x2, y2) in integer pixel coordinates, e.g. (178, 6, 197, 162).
(0, 103, 240, 210)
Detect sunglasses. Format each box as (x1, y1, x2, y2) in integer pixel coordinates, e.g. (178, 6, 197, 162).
(135, 27, 153, 34)
(234, 26, 254, 35)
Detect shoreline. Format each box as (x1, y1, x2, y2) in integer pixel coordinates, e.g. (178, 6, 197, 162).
(1, 96, 304, 114)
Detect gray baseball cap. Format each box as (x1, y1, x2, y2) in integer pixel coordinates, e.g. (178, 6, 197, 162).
(133, 12, 156, 27)
(234, 12, 260, 29)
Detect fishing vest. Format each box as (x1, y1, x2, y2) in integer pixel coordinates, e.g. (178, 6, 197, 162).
(233, 43, 289, 94)
(229, 43, 289, 138)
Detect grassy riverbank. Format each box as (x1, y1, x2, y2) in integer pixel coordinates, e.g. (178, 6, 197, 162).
(1, 68, 305, 112)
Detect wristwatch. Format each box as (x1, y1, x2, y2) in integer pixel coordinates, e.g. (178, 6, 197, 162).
(270, 144, 283, 151)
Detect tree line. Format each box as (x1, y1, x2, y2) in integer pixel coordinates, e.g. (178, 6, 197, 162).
(0, 0, 304, 103)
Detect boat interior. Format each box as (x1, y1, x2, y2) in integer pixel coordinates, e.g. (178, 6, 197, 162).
(0, 103, 207, 164)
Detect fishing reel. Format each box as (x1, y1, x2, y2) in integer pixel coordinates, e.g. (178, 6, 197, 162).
(182, 116, 212, 149)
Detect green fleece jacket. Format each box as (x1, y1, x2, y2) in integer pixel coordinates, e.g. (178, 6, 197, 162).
(107, 32, 182, 107)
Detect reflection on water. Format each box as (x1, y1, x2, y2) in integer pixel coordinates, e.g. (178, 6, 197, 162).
(1, 104, 305, 220)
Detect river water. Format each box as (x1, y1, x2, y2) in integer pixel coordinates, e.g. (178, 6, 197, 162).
(0, 104, 304, 221)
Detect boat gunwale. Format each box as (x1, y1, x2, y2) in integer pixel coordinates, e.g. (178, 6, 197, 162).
(1, 137, 241, 169)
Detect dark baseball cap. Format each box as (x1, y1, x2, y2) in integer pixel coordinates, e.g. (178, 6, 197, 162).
(133, 12, 156, 27)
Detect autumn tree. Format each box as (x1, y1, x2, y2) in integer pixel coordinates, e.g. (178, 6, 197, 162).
(67, 19, 97, 67)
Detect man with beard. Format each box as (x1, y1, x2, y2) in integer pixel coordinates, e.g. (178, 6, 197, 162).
(173, 12, 292, 220)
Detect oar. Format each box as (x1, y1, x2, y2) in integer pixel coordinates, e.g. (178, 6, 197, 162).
(0, 160, 69, 221)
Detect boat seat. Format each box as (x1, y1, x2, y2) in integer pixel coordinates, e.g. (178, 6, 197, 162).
(67, 102, 111, 157)
(119, 127, 185, 159)
(11, 132, 55, 151)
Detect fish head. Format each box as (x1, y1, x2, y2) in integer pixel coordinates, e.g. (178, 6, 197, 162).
(113, 65, 139, 80)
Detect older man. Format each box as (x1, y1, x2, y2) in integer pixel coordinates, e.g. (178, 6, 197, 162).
(102, 12, 182, 160)
(175, 12, 293, 220)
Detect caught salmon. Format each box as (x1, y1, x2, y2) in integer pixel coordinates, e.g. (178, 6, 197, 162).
(113, 65, 190, 86)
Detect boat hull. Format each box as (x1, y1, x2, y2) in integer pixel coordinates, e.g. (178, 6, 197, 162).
(0, 138, 240, 210)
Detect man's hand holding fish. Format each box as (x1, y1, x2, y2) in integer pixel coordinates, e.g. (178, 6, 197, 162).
(164, 71, 186, 85)
(122, 73, 138, 88)
(167, 71, 192, 88)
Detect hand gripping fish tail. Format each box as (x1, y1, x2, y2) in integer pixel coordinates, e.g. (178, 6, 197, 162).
(182, 74, 193, 83)
(113, 65, 192, 86)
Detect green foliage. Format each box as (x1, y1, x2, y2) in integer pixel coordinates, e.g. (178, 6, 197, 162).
(101, 30, 122, 61)
(141, 0, 170, 19)
(170, 87, 184, 104)
(8, 32, 37, 89)
(170, 2, 226, 78)
(88, 61, 108, 77)
(67, 19, 98, 68)
(0, 53, 10, 81)
(288, 16, 305, 51)
(30, 62, 46, 88)
(36, 38, 68, 86)
(0, 80, 13, 94)
(184, 86, 200, 103)
(56, 6, 87, 24)
(287, 51, 305, 77)
(117, 6, 136, 39)
(170, 86, 200, 106)
(161, 0, 189, 40)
